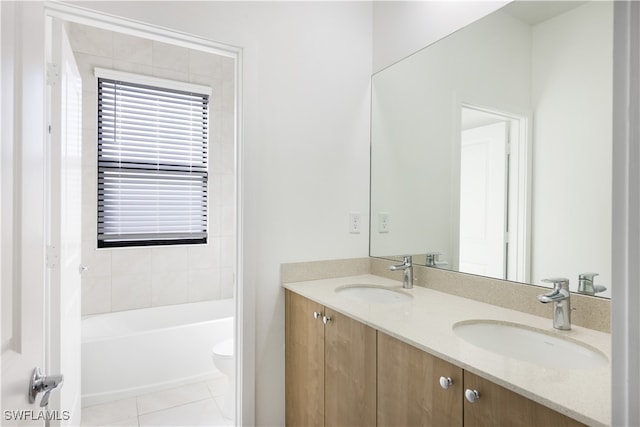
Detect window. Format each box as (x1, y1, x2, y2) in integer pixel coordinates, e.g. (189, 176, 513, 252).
(96, 69, 211, 248)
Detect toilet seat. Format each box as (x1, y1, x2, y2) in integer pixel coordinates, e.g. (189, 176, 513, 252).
(212, 338, 233, 359)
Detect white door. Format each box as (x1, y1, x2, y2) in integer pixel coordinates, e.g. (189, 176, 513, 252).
(459, 121, 508, 278)
(46, 18, 83, 426)
(1, 2, 50, 425)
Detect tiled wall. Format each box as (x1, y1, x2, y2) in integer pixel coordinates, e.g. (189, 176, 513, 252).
(67, 23, 235, 315)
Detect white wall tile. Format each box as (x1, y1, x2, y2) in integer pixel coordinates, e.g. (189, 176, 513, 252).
(220, 237, 235, 269)
(74, 53, 112, 94)
(112, 249, 152, 277)
(113, 32, 153, 65)
(112, 60, 154, 77)
(151, 246, 188, 273)
(73, 28, 235, 314)
(188, 242, 221, 270)
(152, 41, 189, 73)
(68, 23, 113, 58)
(82, 126, 97, 168)
(151, 67, 188, 82)
(82, 276, 111, 315)
(151, 270, 188, 307)
(111, 273, 152, 311)
(189, 50, 223, 76)
(221, 268, 234, 299)
(81, 247, 111, 278)
(187, 268, 221, 302)
(82, 91, 98, 132)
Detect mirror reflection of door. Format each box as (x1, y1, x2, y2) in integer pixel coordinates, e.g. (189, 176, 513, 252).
(459, 107, 510, 279)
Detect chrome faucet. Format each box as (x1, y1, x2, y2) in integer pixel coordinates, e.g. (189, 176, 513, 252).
(425, 252, 448, 268)
(537, 278, 571, 330)
(389, 256, 414, 289)
(577, 273, 607, 296)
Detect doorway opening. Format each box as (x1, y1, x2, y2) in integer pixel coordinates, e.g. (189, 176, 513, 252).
(458, 104, 531, 282)
(44, 4, 243, 425)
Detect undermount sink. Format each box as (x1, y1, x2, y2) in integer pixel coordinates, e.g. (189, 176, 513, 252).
(453, 320, 608, 370)
(335, 285, 413, 304)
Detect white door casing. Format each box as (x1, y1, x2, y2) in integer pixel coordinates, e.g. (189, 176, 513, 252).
(45, 18, 83, 426)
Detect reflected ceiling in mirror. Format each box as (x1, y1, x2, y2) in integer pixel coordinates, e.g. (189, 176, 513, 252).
(370, 1, 612, 298)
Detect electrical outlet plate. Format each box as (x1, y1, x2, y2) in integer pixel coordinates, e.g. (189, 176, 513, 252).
(378, 212, 390, 233)
(349, 212, 361, 234)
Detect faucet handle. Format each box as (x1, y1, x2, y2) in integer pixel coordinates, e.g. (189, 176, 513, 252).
(542, 277, 570, 289)
(578, 273, 599, 281)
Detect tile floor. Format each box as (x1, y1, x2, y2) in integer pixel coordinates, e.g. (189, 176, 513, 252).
(80, 375, 234, 427)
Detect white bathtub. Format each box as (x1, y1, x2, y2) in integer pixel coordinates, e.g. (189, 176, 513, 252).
(81, 299, 234, 406)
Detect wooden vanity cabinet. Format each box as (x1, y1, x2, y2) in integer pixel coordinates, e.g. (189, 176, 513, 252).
(463, 371, 586, 427)
(285, 290, 324, 426)
(286, 290, 587, 427)
(285, 290, 376, 427)
(377, 332, 463, 427)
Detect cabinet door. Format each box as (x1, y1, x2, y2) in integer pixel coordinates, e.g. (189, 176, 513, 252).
(285, 290, 325, 426)
(463, 371, 586, 427)
(324, 308, 377, 427)
(377, 332, 463, 427)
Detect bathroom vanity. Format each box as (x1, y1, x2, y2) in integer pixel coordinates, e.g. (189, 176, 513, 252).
(283, 274, 610, 427)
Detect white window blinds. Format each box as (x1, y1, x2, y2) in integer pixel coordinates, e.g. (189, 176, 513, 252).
(97, 76, 210, 248)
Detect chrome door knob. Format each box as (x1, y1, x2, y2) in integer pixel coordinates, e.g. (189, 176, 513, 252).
(465, 389, 480, 403)
(322, 315, 331, 325)
(439, 376, 453, 390)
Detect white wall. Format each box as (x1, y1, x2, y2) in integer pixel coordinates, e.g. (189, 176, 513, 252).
(530, 2, 613, 295)
(372, 1, 508, 72)
(65, 1, 373, 424)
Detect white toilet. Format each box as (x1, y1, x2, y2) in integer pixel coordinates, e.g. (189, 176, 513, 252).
(211, 339, 235, 420)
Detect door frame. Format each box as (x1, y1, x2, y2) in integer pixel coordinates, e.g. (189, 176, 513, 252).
(453, 100, 532, 283)
(43, 2, 249, 423)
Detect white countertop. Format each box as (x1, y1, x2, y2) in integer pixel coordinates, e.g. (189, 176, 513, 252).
(283, 274, 611, 426)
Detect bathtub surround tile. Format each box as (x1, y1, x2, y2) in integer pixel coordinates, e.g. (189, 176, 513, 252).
(82, 92, 98, 132)
(82, 276, 111, 315)
(151, 246, 189, 273)
(136, 382, 212, 415)
(220, 268, 235, 299)
(188, 268, 222, 302)
(152, 67, 189, 83)
(112, 60, 154, 77)
(72, 27, 235, 315)
(220, 237, 235, 268)
(81, 397, 138, 426)
(189, 49, 223, 76)
(111, 274, 152, 311)
(113, 32, 153, 65)
(68, 23, 113, 58)
(188, 243, 221, 271)
(112, 249, 152, 277)
(152, 41, 190, 73)
(152, 270, 188, 307)
(81, 247, 111, 278)
(73, 53, 112, 95)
